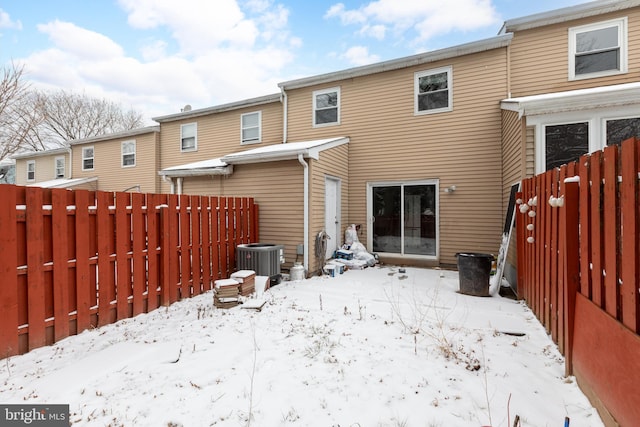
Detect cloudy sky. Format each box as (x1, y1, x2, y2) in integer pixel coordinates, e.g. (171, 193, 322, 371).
(1, 0, 585, 121)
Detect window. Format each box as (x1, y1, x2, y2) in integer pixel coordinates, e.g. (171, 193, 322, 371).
(606, 117, 640, 146)
(181, 123, 197, 151)
(82, 146, 94, 171)
(569, 18, 627, 80)
(544, 122, 589, 170)
(415, 66, 453, 115)
(241, 111, 261, 144)
(313, 87, 340, 127)
(26, 160, 35, 182)
(54, 156, 65, 179)
(122, 140, 136, 167)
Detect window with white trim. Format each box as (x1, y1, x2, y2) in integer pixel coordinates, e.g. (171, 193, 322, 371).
(544, 122, 589, 170)
(54, 156, 65, 179)
(122, 140, 136, 167)
(26, 160, 35, 182)
(181, 123, 197, 151)
(605, 117, 640, 146)
(313, 87, 340, 127)
(569, 17, 627, 80)
(241, 111, 261, 144)
(415, 66, 453, 115)
(82, 146, 94, 171)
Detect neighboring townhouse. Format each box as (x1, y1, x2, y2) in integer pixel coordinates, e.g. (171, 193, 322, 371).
(11, 147, 96, 190)
(499, 0, 640, 283)
(69, 126, 161, 193)
(8, 0, 640, 282)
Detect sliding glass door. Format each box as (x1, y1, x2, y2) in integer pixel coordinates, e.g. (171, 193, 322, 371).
(370, 181, 437, 257)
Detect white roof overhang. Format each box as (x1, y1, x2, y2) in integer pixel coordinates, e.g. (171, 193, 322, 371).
(221, 137, 349, 165)
(500, 82, 640, 117)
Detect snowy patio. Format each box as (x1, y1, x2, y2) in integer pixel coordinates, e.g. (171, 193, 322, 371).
(0, 266, 603, 426)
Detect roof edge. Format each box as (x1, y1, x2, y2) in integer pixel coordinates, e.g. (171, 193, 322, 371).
(278, 34, 512, 90)
(68, 125, 160, 146)
(502, 0, 640, 32)
(12, 146, 70, 160)
(153, 93, 281, 123)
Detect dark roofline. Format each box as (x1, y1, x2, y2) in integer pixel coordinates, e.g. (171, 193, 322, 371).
(152, 93, 281, 123)
(278, 34, 513, 90)
(501, 0, 639, 33)
(68, 125, 160, 146)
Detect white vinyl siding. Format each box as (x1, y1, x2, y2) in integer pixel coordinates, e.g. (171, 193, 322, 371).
(414, 66, 453, 115)
(122, 140, 136, 167)
(82, 146, 94, 171)
(313, 87, 340, 127)
(181, 123, 197, 152)
(241, 111, 261, 144)
(569, 17, 627, 80)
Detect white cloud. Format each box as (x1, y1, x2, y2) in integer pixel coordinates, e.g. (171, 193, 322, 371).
(326, 0, 500, 43)
(0, 9, 22, 30)
(37, 20, 124, 60)
(358, 24, 386, 40)
(17, 0, 299, 122)
(341, 46, 380, 66)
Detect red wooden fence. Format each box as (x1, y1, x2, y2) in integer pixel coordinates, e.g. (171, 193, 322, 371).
(0, 185, 259, 357)
(516, 137, 640, 426)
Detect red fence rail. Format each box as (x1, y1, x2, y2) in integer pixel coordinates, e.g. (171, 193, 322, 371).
(0, 185, 259, 357)
(516, 137, 640, 426)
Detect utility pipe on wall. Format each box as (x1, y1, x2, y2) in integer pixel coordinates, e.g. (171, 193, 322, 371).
(281, 87, 288, 143)
(298, 153, 309, 272)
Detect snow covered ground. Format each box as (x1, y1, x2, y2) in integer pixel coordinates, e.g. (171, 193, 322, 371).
(1, 266, 603, 427)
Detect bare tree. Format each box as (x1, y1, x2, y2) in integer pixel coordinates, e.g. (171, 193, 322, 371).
(33, 90, 145, 145)
(0, 63, 41, 161)
(0, 63, 145, 161)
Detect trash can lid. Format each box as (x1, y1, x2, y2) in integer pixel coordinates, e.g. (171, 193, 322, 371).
(455, 252, 494, 259)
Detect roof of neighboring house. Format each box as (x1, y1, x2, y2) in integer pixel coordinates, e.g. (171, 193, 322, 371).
(12, 146, 70, 160)
(278, 34, 512, 90)
(159, 136, 350, 178)
(158, 158, 233, 178)
(68, 125, 160, 146)
(152, 93, 281, 123)
(221, 136, 349, 164)
(27, 176, 98, 189)
(501, 0, 640, 33)
(501, 81, 640, 116)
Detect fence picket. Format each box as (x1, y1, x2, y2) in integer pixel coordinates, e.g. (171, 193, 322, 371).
(51, 189, 70, 341)
(146, 194, 160, 311)
(74, 190, 92, 332)
(132, 193, 146, 315)
(26, 187, 46, 350)
(578, 155, 592, 298)
(590, 151, 604, 308)
(620, 138, 639, 332)
(191, 195, 202, 296)
(0, 185, 19, 357)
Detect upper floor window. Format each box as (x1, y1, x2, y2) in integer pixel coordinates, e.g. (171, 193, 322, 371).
(82, 146, 94, 171)
(122, 140, 136, 167)
(181, 123, 197, 151)
(415, 66, 453, 115)
(241, 111, 261, 144)
(26, 160, 35, 182)
(54, 156, 65, 179)
(313, 87, 340, 127)
(569, 18, 627, 80)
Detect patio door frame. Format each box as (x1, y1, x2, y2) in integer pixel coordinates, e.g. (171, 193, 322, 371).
(366, 179, 439, 260)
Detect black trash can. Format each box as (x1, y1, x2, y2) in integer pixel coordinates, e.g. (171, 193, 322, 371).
(456, 253, 493, 297)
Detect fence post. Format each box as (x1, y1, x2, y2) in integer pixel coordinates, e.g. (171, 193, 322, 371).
(0, 185, 19, 357)
(562, 178, 580, 376)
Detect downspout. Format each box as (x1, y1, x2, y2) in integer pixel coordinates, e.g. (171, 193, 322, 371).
(298, 153, 309, 273)
(176, 177, 183, 195)
(281, 87, 288, 143)
(67, 147, 72, 179)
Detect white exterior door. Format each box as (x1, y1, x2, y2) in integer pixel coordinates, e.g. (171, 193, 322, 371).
(324, 177, 341, 259)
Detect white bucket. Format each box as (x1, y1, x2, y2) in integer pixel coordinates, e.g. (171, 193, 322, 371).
(290, 263, 305, 281)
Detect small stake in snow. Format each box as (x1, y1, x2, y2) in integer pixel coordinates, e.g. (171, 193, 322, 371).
(564, 417, 570, 427)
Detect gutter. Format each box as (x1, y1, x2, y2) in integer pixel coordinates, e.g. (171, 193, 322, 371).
(157, 165, 234, 178)
(298, 154, 309, 273)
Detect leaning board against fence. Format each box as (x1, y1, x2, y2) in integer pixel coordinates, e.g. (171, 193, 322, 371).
(516, 137, 640, 426)
(0, 185, 259, 357)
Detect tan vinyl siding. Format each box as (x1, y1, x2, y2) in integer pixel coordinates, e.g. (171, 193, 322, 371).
(308, 144, 349, 274)
(509, 7, 640, 97)
(181, 160, 303, 270)
(14, 153, 70, 185)
(286, 48, 508, 265)
(159, 101, 283, 193)
(525, 126, 535, 177)
(72, 131, 159, 193)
